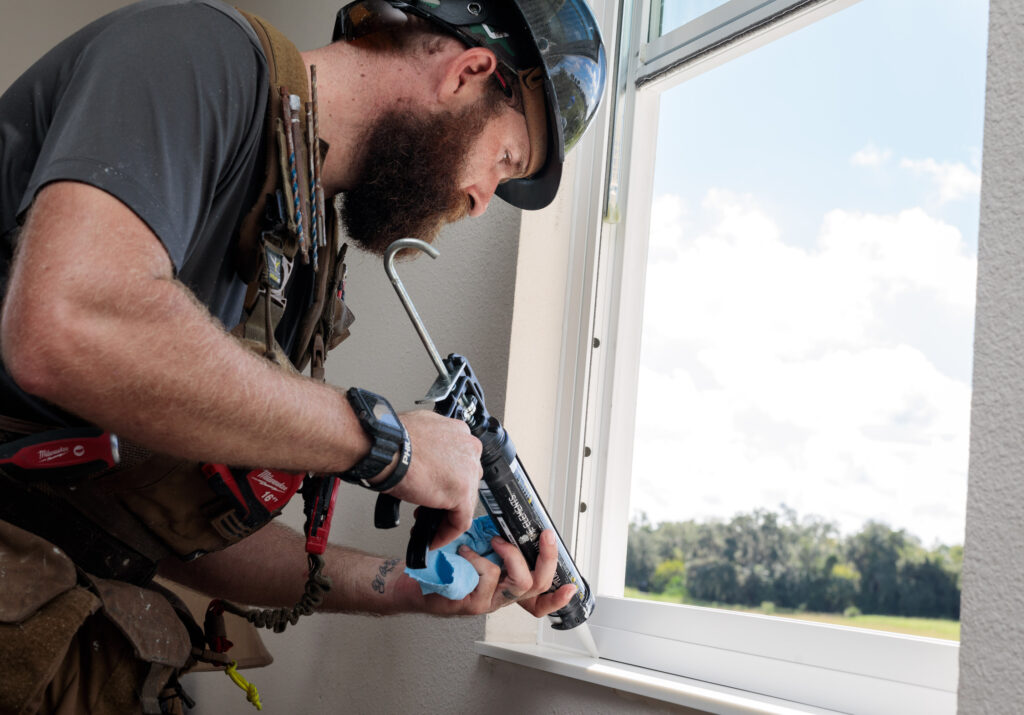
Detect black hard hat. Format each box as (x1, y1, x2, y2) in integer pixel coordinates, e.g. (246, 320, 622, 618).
(335, 0, 607, 210)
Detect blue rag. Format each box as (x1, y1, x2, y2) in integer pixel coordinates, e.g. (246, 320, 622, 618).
(404, 516, 503, 599)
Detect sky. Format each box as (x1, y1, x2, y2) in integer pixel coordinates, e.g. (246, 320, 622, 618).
(628, 0, 990, 547)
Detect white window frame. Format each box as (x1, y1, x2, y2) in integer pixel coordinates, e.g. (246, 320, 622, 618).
(486, 1, 965, 713)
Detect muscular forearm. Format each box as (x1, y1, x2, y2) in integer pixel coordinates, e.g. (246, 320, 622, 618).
(157, 521, 416, 615)
(16, 275, 366, 473)
(2, 182, 370, 473)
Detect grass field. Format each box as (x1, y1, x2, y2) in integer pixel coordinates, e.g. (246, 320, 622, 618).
(623, 587, 960, 641)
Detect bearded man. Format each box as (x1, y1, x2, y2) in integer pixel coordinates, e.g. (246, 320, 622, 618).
(0, 0, 605, 711)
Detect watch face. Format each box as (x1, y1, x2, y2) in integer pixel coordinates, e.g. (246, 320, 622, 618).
(370, 395, 401, 432)
(350, 387, 403, 437)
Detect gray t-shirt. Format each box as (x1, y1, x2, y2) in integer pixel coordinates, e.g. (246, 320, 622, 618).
(0, 0, 270, 423)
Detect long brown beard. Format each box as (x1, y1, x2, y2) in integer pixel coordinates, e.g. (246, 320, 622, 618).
(340, 98, 499, 255)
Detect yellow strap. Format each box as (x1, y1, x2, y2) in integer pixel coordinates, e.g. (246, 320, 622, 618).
(225, 661, 263, 711)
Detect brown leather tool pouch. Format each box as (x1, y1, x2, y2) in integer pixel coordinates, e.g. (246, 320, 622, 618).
(0, 520, 98, 714)
(0, 521, 192, 715)
(155, 577, 275, 673)
(98, 453, 239, 558)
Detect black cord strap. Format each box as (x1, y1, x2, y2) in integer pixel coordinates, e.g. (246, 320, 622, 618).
(219, 553, 332, 633)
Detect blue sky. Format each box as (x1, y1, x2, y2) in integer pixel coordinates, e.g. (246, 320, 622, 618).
(629, 0, 989, 546)
(654, 0, 988, 250)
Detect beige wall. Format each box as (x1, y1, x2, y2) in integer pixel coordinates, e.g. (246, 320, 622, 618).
(0, 0, 137, 88)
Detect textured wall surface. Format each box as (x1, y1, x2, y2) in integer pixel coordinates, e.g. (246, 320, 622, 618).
(0, 0, 140, 88)
(957, 0, 1024, 713)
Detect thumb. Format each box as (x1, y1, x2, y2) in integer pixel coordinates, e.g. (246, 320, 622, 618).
(431, 508, 473, 550)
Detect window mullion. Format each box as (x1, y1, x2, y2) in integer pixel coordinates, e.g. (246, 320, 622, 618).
(638, 0, 859, 85)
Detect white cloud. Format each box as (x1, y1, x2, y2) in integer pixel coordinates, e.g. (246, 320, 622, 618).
(818, 207, 977, 310)
(630, 191, 976, 545)
(899, 157, 981, 203)
(647, 194, 688, 263)
(850, 143, 892, 167)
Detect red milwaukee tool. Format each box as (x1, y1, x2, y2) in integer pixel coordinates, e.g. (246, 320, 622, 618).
(301, 474, 341, 555)
(201, 463, 305, 533)
(0, 427, 119, 480)
(201, 464, 339, 555)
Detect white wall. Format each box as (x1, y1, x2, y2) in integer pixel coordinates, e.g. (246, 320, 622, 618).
(957, 0, 1024, 712)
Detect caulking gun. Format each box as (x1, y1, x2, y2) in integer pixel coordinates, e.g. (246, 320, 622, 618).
(373, 238, 595, 632)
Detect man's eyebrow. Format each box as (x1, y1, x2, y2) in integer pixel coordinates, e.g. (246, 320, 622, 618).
(515, 152, 528, 178)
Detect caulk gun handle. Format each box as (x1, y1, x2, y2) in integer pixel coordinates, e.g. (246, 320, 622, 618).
(372, 494, 445, 569)
(405, 506, 445, 569)
(374, 493, 401, 529)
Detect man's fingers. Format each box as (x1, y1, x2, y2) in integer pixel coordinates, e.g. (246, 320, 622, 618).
(523, 584, 577, 618)
(488, 536, 534, 594)
(457, 545, 501, 585)
(525, 529, 560, 596)
(438, 500, 476, 547)
(488, 529, 562, 595)
(416, 506, 475, 551)
(430, 516, 466, 550)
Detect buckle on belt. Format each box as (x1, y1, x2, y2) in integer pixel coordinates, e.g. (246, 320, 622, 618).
(262, 239, 293, 310)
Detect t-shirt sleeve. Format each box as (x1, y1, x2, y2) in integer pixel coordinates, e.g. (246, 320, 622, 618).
(19, 2, 266, 272)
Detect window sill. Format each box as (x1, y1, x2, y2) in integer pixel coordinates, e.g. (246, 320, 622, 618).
(475, 640, 842, 715)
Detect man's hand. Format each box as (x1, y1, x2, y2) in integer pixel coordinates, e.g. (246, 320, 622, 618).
(397, 528, 578, 618)
(159, 522, 576, 622)
(381, 410, 482, 548)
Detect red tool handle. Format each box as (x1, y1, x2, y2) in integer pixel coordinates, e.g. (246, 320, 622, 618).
(0, 427, 119, 478)
(303, 475, 341, 555)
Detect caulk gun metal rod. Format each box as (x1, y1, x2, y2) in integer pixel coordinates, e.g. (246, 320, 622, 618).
(384, 239, 449, 381)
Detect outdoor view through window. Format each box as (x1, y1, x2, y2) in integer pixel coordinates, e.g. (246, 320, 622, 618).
(655, 0, 730, 37)
(625, 0, 989, 641)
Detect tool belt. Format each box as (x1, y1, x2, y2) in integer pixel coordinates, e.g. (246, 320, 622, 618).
(0, 519, 193, 714)
(0, 391, 293, 587)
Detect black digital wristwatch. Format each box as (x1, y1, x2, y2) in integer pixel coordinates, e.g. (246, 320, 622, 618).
(339, 387, 411, 491)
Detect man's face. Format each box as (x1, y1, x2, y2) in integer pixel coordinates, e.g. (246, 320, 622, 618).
(459, 104, 533, 218)
(341, 94, 532, 254)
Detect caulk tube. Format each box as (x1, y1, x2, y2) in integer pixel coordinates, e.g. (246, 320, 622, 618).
(473, 416, 595, 630)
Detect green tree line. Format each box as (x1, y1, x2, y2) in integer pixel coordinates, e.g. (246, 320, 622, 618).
(626, 507, 962, 619)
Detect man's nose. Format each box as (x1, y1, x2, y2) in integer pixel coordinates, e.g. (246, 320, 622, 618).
(466, 180, 498, 218)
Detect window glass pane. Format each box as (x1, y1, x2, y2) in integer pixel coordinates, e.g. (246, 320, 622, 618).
(653, 0, 731, 37)
(626, 0, 988, 641)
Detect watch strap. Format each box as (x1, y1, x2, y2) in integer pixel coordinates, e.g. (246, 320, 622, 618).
(366, 436, 411, 492)
(339, 387, 411, 490)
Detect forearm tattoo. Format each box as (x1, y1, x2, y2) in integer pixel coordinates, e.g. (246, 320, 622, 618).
(371, 558, 400, 594)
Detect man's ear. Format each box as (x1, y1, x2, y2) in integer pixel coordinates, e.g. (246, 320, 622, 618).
(438, 46, 498, 105)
